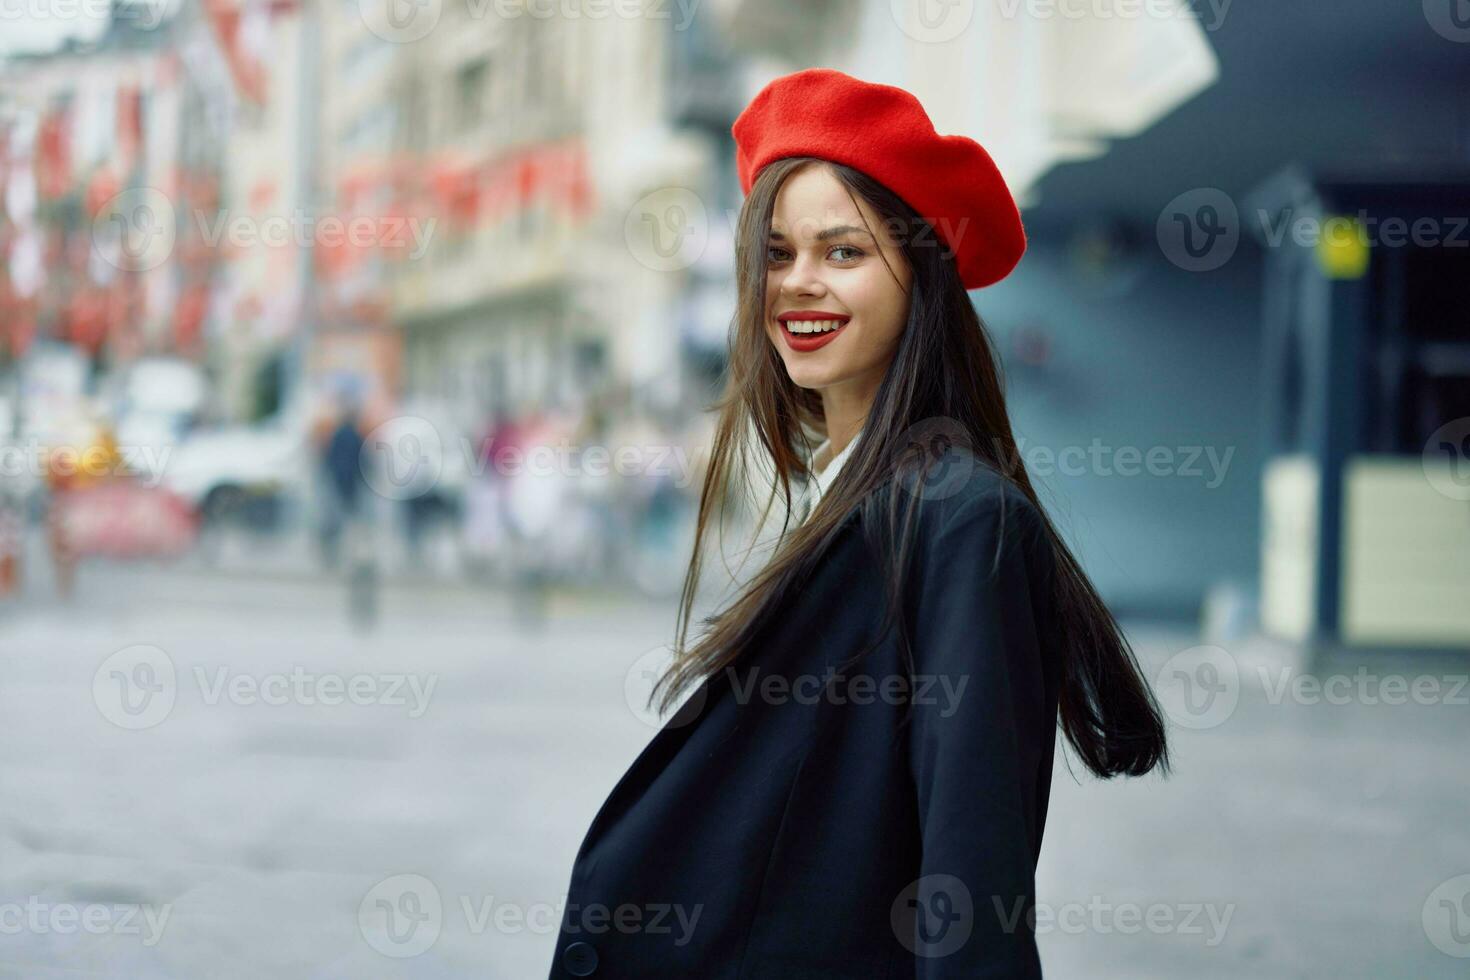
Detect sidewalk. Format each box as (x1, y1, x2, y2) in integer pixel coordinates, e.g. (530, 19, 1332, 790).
(5, 523, 660, 609)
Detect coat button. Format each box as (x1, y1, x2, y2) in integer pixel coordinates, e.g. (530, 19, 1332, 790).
(562, 940, 598, 976)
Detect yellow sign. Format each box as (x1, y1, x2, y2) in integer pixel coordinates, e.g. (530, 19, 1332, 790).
(1316, 214, 1370, 279)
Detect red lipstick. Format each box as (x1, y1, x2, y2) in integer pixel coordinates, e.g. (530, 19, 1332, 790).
(775, 310, 851, 352)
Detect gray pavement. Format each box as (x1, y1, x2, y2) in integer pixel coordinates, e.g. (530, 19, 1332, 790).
(0, 562, 1466, 978)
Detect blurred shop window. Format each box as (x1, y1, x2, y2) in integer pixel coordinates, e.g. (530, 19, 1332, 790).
(573, 340, 606, 393)
(456, 58, 489, 131)
(342, 104, 393, 157)
(522, 22, 567, 112)
(1279, 328, 1305, 452)
(252, 353, 286, 422)
(345, 33, 394, 81)
(518, 200, 542, 243)
(524, 27, 545, 107)
(440, 226, 470, 266)
(399, 72, 429, 149)
(1380, 244, 1470, 454)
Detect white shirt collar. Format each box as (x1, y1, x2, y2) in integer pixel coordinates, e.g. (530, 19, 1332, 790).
(803, 426, 863, 521)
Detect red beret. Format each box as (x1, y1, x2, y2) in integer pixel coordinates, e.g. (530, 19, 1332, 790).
(732, 67, 1026, 289)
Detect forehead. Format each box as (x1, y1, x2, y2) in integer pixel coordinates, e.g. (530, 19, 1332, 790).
(768, 165, 877, 240)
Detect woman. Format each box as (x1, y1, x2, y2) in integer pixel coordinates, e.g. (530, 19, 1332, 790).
(548, 68, 1169, 979)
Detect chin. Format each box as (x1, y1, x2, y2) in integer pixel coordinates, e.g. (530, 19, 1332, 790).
(783, 362, 843, 391)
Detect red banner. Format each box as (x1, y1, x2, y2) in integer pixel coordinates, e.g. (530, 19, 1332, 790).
(36, 106, 72, 200)
(174, 281, 211, 352)
(116, 85, 143, 174)
(203, 0, 270, 105)
(55, 483, 198, 559)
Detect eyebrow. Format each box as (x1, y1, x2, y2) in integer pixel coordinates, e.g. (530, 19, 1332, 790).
(768, 224, 874, 242)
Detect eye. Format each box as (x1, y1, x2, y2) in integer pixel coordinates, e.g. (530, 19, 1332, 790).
(766, 244, 864, 264)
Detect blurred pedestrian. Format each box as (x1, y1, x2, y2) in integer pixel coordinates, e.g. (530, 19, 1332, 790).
(319, 395, 377, 630)
(43, 410, 121, 600)
(499, 406, 574, 628)
(463, 406, 517, 577)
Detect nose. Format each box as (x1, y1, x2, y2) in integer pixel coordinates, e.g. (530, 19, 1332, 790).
(779, 249, 829, 299)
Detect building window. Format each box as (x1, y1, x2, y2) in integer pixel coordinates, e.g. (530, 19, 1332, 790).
(518, 201, 540, 242)
(399, 74, 428, 148)
(457, 58, 489, 131)
(521, 22, 568, 112)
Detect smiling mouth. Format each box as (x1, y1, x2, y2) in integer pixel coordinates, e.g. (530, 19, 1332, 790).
(779, 317, 850, 334)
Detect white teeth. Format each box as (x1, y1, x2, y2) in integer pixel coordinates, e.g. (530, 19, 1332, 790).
(784, 319, 847, 334)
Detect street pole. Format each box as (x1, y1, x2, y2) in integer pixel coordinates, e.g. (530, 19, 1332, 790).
(284, 0, 320, 430)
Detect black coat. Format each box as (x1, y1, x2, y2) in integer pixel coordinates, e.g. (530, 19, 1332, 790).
(549, 459, 1063, 979)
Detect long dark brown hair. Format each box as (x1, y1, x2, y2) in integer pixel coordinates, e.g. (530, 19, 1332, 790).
(651, 157, 1169, 779)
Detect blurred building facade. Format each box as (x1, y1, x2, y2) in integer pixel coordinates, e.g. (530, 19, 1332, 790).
(0, 0, 743, 453)
(0, 7, 167, 377)
(0, 0, 307, 424)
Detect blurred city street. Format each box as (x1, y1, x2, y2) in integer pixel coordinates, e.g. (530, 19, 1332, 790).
(1, 0, 1468, 976)
(2, 556, 1467, 979)
(0, 554, 680, 979)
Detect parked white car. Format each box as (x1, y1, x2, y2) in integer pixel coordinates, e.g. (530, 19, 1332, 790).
(158, 420, 309, 528)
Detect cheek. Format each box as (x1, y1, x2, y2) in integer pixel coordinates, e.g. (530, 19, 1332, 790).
(850, 282, 907, 341)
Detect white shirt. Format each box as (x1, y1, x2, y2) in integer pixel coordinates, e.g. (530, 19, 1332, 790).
(797, 427, 863, 524)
